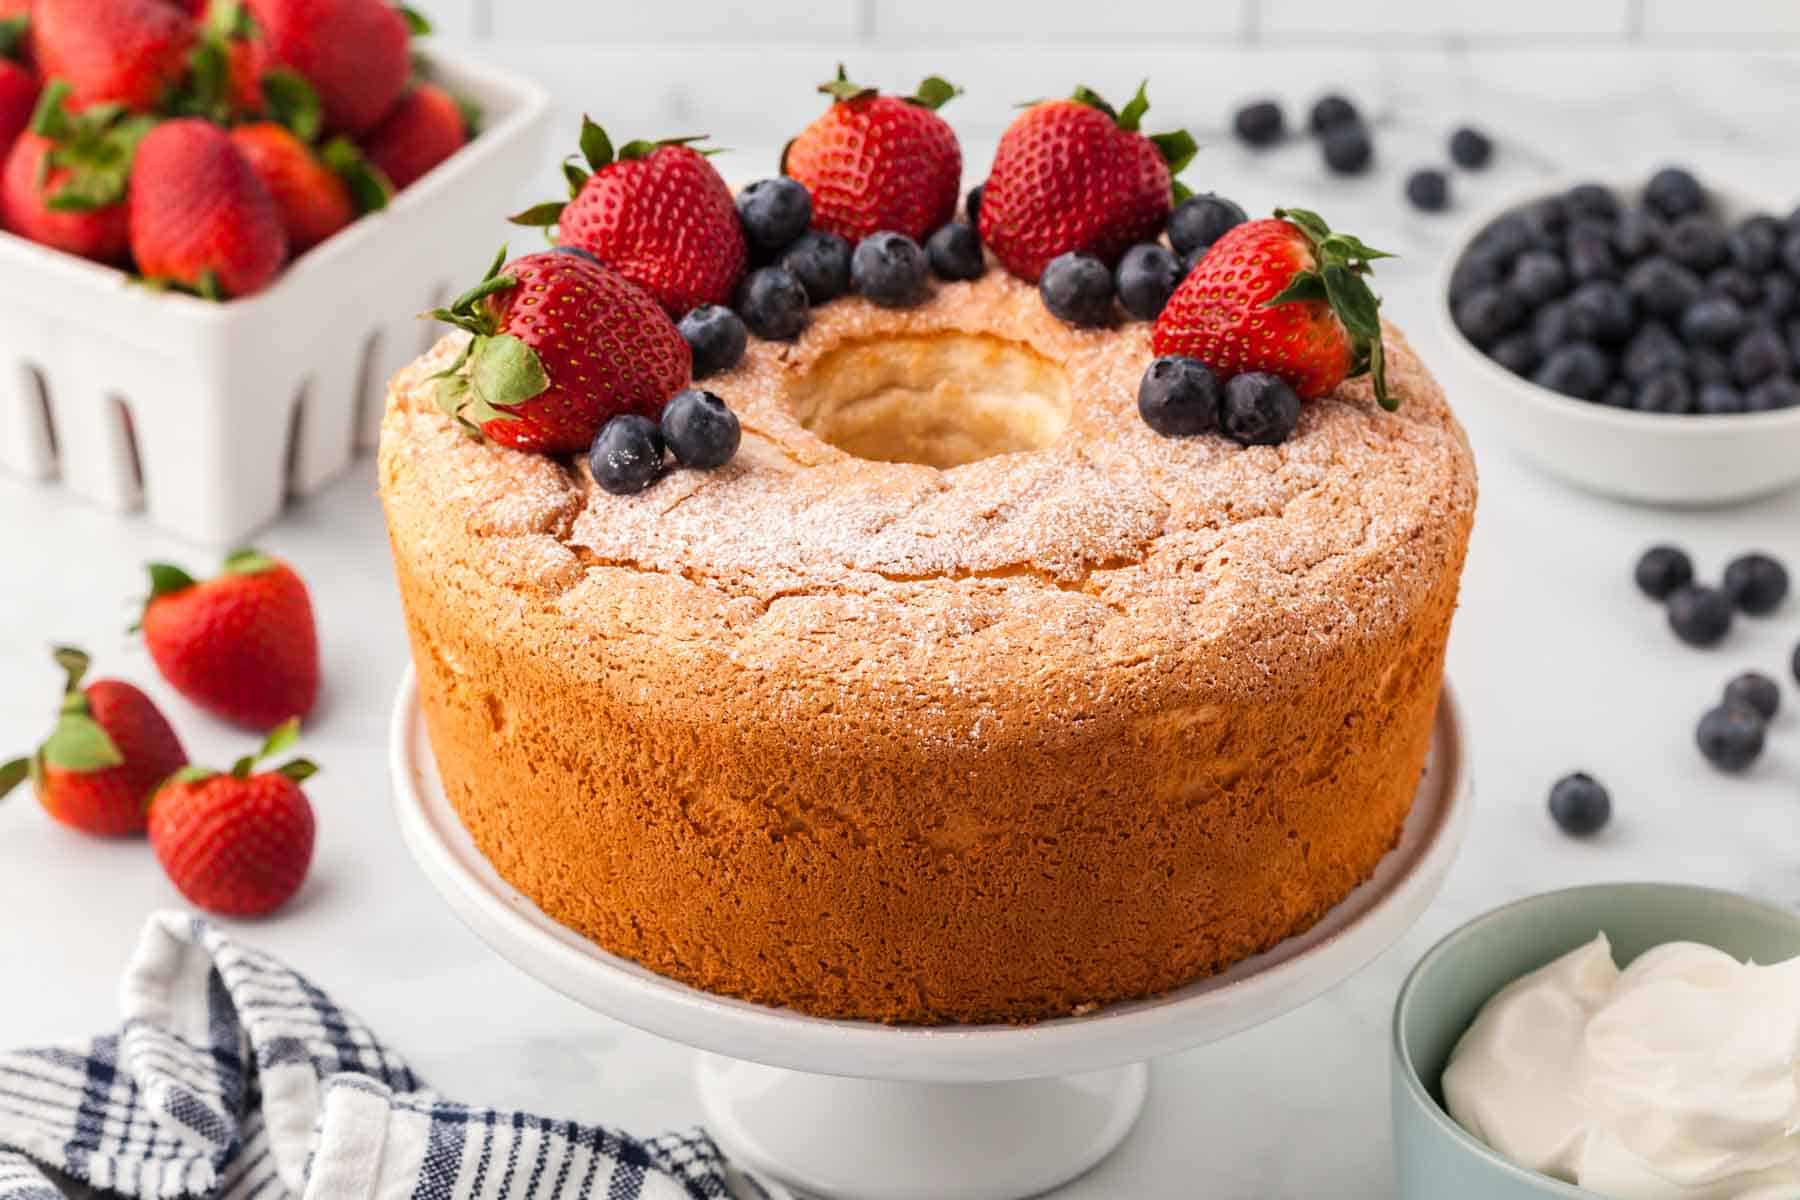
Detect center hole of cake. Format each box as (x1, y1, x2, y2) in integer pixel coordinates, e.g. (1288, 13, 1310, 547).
(787, 334, 1073, 469)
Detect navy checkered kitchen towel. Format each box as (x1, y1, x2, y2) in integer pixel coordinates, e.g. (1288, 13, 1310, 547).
(0, 912, 785, 1200)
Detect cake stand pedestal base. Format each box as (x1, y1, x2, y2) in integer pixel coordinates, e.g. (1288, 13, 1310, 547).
(698, 1056, 1147, 1200)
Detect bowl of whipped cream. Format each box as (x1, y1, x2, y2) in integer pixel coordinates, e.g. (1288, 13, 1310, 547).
(1393, 882, 1800, 1200)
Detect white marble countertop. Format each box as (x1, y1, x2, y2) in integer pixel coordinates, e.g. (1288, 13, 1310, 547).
(4, 47, 1800, 1199)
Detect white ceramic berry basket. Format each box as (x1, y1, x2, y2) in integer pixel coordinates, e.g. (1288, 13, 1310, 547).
(1436, 180, 1800, 508)
(0, 47, 550, 546)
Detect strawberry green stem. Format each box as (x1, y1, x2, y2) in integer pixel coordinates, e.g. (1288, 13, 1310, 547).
(1265, 207, 1397, 409)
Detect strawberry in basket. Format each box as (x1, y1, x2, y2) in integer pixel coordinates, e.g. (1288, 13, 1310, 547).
(0, 15, 36, 158)
(0, 82, 148, 261)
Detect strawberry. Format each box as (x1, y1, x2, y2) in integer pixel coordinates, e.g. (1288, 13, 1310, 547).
(1154, 208, 1395, 408)
(0, 62, 36, 162)
(129, 117, 287, 297)
(32, 0, 195, 113)
(782, 65, 961, 245)
(361, 81, 467, 190)
(0, 83, 150, 261)
(426, 247, 690, 454)
(0, 647, 188, 837)
(244, 0, 413, 135)
(979, 83, 1194, 282)
(510, 118, 743, 319)
(140, 548, 321, 730)
(148, 718, 316, 917)
(230, 121, 353, 251)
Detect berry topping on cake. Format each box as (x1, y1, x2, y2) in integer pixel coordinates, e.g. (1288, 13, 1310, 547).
(736, 176, 812, 253)
(783, 65, 962, 245)
(980, 82, 1195, 282)
(427, 247, 689, 454)
(1137, 355, 1220, 437)
(1167, 191, 1246, 259)
(678, 304, 748, 379)
(779, 229, 853, 303)
(589, 412, 665, 495)
(925, 221, 984, 282)
(735, 264, 809, 339)
(661, 387, 741, 470)
(851, 230, 930, 308)
(1155, 207, 1395, 408)
(0, 646, 188, 837)
(1221, 372, 1303, 446)
(1114, 242, 1181, 320)
(1038, 250, 1113, 326)
(510, 117, 746, 318)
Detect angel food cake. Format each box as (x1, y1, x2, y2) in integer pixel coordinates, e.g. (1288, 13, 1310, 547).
(379, 74, 1476, 1023)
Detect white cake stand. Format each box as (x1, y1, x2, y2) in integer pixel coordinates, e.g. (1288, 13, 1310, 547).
(389, 670, 1471, 1200)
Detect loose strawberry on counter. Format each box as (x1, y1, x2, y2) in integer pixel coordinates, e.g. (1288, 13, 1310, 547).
(0, 82, 148, 261)
(782, 65, 962, 245)
(129, 116, 287, 296)
(0, 16, 37, 158)
(140, 548, 320, 730)
(245, 0, 413, 135)
(32, 0, 195, 113)
(148, 718, 316, 917)
(980, 82, 1195, 282)
(0, 646, 188, 837)
(426, 247, 690, 453)
(361, 80, 466, 190)
(1154, 208, 1396, 409)
(510, 118, 745, 318)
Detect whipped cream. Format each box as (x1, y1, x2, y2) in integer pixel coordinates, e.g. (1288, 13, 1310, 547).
(1442, 934, 1800, 1200)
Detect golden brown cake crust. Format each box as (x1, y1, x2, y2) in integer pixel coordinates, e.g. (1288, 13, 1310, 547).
(380, 271, 1477, 1024)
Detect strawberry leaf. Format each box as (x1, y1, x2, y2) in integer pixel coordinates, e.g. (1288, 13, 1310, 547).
(0, 757, 30, 800)
(321, 136, 391, 213)
(1265, 271, 1328, 306)
(578, 115, 613, 171)
(560, 156, 589, 196)
(1068, 85, 1117, 121)
(168, 764, 216, 786)
(909, 76, 961, 111)
(468, 333, 548, 414)
(1171, 179, 1194, 205)
(1116, 81, 1150, 132)
(1269, 208, 1397, 409)
(819, 63, 876, 103)
(146, 562, 198, 599)
(455, 94, 482, 139)
(29, 81, 74, 141)
(398, 4, 432, 35)
(258, 716, 301, 761)
(51, 645, 90, 695)
(508, 201, 565, 228)
(222, 547, 275, 576)
(45, 112, 155, 213)
(1275, 207, 1332, 246)
(42, 712, 122, 773)
(0, 16, 28, 61)
(1321, 263, 1379, 339)
(274, 758, 318, 784)
(1148, 129, 1197, 177)
(265, 69, 324, 144)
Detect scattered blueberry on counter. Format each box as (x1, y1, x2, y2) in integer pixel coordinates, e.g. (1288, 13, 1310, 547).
(1548, 772, 1612, 836)
(1321, 122, 1374, 176)
(1449, 126, 1493, 170)
(1667, 584, 1735, 647)
(1723, 552, 1790, 615)
(1038, 251, 1115, 327)
(1723, 671, 1781, 721)
(1696, 703, 1766, 772)
(1451, 168, 1800, 414)
(1308, 93, 1359, 134)
(1406, 169, 1450, 213)
(1232, 99, 1285, 147)
(1635, 544, 1695, 599)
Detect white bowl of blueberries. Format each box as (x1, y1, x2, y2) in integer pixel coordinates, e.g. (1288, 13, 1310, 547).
(1439, 168, 1800, 507)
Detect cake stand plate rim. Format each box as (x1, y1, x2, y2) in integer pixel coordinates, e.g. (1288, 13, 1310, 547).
(390, 668, 1472, 1084)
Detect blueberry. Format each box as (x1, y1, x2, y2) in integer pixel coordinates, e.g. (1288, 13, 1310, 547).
(1308, 93, 1359, 134)
(1706, 266, 1761, 309)
(1548, 772, 1611, 836)
(1233, 99, 1285, 147)
(1731, 326, 1791, 387)
(1723, 671, 1781, 721)
(1728, 215, 1783, 273)
(1532, 302, 1579, 357)
(1450, 251, 1504, 301)
(551, 244, 604, 266)
(1455, 285, 1524, 345)
(1760, 273, 1797, 321)
(1680, 297, 1748, 347)
(1697, 383, 1747, 415)
(1115, 243, 1182, 321)
(1634, 545, 1693, 599)
(1634, 371, 1693, 415)
(1658, 215, 1727, 273)
(1599, 381, 1634, 409)
(1509, 250, 1570, 308)
(1183, 244, 1210, 275)
(1645, 166, 1706, 221)
(779, 230, 853, 304)
(1220, 372, 1302, 446)
(1782, 232, 1800, 279)
(1566, 226, 1618, 283)
(736, 177, 812, 252)
(1723, 552, 1788, 615)
(1532, 343, 1611, 400)
(659, 387, 740, 470)
(1696, 703, 1765, 772)
(734, 265, 809, 340)
(1448, 126, 1492, 169)
(1321, 123, 1373, 175)
(1613, 207, 1661, 261)
(965, 182, 984, 225)
(588, 413, 665, 495)
(1788, 318, 1800, 365)
(1479, 212, 1549, 263)
(1168, 192, 1247, 258)
(1489, 333, 1541, 377)
(1622, 322, 1688, 383)
(1137, 355, 1221, 437)
(1626, 257, 1704, 319)
(1746, 377, 1800, 411)
(1529, 195, 1572, 238)
(677, 304, 748, 378)
(1565, 183, 1619, 223)
(1567, 281, 1635, 344)
(852, 231, 930, 308)
(1689, 347, 1732, 386)
(1038, 251, 1114, 326)
(1667, 584, 1734, 647)
(925, 223, 985, 282)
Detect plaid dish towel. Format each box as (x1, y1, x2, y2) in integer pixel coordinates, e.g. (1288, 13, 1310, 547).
(0, 912, 785, 1200)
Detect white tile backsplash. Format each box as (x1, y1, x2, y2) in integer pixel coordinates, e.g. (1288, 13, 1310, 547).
(484, 0, 861, 43)
(1643, 0, 1800, 36)
(871, 0, 1244, 41)
(1257, 0, 1634, 38)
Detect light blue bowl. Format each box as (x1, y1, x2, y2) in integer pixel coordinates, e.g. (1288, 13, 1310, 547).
(1391, 883, 1800, 1199)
